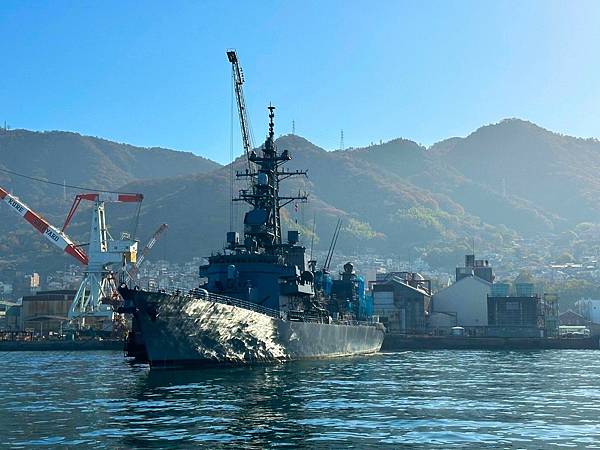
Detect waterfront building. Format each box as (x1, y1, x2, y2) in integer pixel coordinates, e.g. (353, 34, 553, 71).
(559, 308, 600, 336)
(487, 285, 545, 337)
(20, 290, 76, 335)
(559, 309, 589, 327)
(372, 272, 431, 334)
(431, 275, 492, 330)
(542, 293, 560, 337)
(3, 304, 21, 331)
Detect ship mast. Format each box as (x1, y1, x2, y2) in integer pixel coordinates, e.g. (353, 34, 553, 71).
(234, 105, 308, 254)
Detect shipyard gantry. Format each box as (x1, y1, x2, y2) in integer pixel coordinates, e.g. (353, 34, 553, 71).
(0, 184, 162, 329)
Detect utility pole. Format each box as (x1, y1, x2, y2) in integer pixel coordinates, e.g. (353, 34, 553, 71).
(292, 120, 295, 135)
(340, 129, 344, 151)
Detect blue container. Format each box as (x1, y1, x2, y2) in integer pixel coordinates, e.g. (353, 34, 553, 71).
(323, 274, 333, 296)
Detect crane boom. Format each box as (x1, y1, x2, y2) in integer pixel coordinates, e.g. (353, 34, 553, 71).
(0, 186, 88, 265)
(227, 50, 254, 166)
(127, 223, 168, 281)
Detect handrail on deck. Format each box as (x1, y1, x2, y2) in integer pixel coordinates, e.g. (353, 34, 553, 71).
(157, 286, 282, 319)
(149, 286, 380, 326)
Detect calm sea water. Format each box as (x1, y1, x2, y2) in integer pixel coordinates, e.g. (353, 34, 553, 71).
(1, 350, 600, 449)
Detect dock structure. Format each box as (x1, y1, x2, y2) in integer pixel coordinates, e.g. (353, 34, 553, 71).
(381, 334, 600, 351)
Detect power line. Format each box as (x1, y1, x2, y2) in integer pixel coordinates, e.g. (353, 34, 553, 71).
(0, 166, 139, 195)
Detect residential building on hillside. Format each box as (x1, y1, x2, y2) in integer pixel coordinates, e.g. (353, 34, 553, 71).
(12, 272, 41, 299)
(0, 282, 13, 297)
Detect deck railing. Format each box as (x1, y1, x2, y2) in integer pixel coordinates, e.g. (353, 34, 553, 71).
(145, 285, 380, 327)
(155, 286, 283, 319)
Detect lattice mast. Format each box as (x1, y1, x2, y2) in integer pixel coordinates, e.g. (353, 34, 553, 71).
(234, 106, 307, 254)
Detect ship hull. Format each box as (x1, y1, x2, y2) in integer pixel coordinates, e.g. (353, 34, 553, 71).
(122, 288, 384, 369)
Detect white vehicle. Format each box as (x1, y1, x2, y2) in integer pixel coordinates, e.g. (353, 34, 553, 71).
(559, 325, 591, 337)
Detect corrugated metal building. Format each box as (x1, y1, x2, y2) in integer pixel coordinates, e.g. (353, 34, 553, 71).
(21, 290, 76, 334)
(372, 272, 431, 334)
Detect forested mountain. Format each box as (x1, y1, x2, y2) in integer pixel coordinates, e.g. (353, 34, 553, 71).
(1, 120, 599, 272)
(0, 129, 219, 215)
(123, 119, 598, 262)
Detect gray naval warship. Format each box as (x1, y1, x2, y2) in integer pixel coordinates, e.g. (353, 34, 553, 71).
(119, 106, 384, 369)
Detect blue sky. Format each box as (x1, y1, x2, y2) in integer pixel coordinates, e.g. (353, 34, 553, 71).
(1, 1, 599, 164)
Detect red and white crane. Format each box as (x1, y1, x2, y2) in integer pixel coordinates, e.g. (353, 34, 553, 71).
(0, 186, 88, 265)
(0, 185, 143, 324)
(62, 192, 143, 232)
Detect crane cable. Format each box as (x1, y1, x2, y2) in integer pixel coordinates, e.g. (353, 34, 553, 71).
(0, 165, 143, 238)
(0, 166, 140, 195)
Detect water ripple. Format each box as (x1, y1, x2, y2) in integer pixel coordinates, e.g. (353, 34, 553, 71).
(1, 350, 600, 448)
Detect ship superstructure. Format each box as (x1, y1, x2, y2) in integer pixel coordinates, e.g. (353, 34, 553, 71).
(200, 105, 314, 311)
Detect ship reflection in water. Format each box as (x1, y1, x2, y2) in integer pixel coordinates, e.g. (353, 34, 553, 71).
(2, 350, 600, 448)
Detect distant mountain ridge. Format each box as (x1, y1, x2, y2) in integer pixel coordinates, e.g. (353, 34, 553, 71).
(0, 128, 219, 212)
(1, 120, 599, 273)
(0, 128, 220, 270)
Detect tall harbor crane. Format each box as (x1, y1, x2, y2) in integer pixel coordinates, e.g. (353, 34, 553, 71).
(0, 186, 142, 325)
(227, 50, 254, 170)
(63, 192, 142, 321)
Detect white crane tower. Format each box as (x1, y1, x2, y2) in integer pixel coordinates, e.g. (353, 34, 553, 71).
(0, 186, 142, 326)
